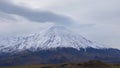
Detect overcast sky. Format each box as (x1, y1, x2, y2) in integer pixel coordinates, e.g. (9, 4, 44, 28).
(0, 0, 120, 49)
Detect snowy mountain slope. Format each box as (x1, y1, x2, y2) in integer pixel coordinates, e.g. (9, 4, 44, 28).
(0, 25, 108, 53)
(0, 25, 120, 66)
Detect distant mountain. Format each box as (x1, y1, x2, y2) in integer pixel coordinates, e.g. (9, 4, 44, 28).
(0, 26, 120, 66)
(0, 26, 107, 52)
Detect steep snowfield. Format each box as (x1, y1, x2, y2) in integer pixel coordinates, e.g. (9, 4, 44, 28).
(0, 26, 108, 53)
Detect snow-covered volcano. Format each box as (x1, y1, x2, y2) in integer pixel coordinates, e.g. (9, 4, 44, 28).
(0, 26, 120, 66)
(0, 26, 107, 53)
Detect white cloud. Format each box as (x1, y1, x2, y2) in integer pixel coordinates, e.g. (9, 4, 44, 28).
(10, 0, 120, 24)
(11, 0, 64, 10)
(0, 12, 54, 35)
(0, 0, 74, 26)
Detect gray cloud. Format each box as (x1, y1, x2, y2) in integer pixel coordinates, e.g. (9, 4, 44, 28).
(0, 0, 120, 49)
(0, 0, 74, 25)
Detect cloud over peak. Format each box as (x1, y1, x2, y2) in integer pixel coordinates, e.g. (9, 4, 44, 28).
(0, 0, 74, 26)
